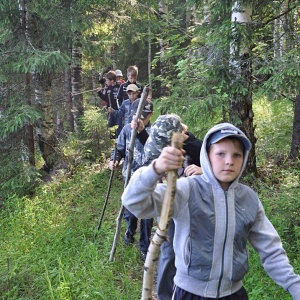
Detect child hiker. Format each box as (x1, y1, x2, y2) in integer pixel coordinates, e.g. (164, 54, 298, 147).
(97, 70, 121, 138)
(122, 122, 300, 299)
(109, 98, 154, 262)
(109, 84, 140, 136)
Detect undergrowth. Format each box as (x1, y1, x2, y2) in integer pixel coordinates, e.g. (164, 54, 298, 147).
(0, 166, 145, 299)
(1, 97, 299, 299)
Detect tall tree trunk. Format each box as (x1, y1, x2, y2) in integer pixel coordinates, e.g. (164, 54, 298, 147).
(91, 67, 102, 107)
(159, 0, 169, 97)
(290, 94, 300, 159)
(111, 44, 117, 70)
(25, 72, 35, 166)
(148, 26, 152, 92)
(34, 72, 59, 172)
(25, 1, 59, 171)
(72, 33, 83, 132)
(65, 67, 74, 132)
(20, 0, 35, 166)
(229, 1, 257, 175)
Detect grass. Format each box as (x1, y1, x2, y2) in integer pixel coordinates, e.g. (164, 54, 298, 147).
(0, 166, 145, 299)
(1, 97, 300, 299)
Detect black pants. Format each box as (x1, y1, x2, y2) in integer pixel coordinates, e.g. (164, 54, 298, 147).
(123, 208, 153, 252)
(172, 286, 248, 300)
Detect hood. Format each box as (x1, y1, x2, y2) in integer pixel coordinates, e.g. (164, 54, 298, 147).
(200, 123, 252, 190)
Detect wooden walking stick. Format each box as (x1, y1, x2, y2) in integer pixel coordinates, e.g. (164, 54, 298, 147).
(109, 86, 151, 262)
(94, 142, 117, 240)
(107, 90, 112, 121)
(72, 88, 98, 96)
(141, 132, 184, 300)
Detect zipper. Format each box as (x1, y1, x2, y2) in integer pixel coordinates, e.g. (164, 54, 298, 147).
(216, 191, 229, 298)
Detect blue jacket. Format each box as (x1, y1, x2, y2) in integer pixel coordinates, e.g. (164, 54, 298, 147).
(122, 122, 300, 299)
(111, 98, 139, 128)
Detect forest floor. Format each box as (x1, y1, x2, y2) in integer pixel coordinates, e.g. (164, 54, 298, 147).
(105, 158, 159, 299)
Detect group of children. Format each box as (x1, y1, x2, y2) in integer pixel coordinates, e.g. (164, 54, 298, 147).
(102, 66, 300, 299)
(97, 65, 143, 137)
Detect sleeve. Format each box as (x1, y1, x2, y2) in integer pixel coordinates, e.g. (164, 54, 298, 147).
(112, 101, 125, 118)
(116, 83, 124, 107)
(248, 200, 300, 299)
(110, 130, 126, 162)
(136, 128, 149, 145)
(121, 161, 191, 219)
(97, 88, 108, 102)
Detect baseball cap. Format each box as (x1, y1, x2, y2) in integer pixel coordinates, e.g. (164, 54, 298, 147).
(115, 69, 123, 77)
(131, 99, 153, 119)
(126, 84, 139, 92)
(144, 115, 183, 164)
(207, 128, 251, 151)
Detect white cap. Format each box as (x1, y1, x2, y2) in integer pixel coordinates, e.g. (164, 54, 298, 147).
(115, 69, 123, 77)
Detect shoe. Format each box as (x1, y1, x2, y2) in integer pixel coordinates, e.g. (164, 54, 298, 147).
(140, 251, 147, 262)
(123, 233, 134, 245)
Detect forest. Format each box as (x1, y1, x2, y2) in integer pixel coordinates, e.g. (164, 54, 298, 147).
(0, 0, 300, 299)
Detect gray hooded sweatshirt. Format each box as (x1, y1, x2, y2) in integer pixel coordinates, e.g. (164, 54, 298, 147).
(122, 122, 300, 299)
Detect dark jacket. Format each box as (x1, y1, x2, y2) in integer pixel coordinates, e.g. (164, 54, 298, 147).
(116, 80, 143, 107)
(97, 83, 120, 109)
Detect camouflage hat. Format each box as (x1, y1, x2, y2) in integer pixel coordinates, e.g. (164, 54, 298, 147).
(144, 114, 183, 164)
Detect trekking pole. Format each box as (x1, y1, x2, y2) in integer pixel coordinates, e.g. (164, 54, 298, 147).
(94, 142, 117, 240)
(106, 90, 113, 133)
(109, 86, 151, 262)
(141, 132, 183, 299)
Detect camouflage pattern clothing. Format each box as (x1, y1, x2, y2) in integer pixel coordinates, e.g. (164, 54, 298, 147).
(110, 122, 151, 179)
(143, 114, 183, 165)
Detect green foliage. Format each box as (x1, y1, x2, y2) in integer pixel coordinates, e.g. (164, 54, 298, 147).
(0, 102, 42, 202)
(153, 95, 223, 140)
(0, 156, 41, 204)
(0, 168, 144, 299)
(244, 165, 300, 299)
(253, 97, 293, 165)
(18, 51, 71, 74)
(62, 106, 115, 164)
(0, 98, 299, 299)
(0, 104, 41, 140)
(256, 49, 300, 99)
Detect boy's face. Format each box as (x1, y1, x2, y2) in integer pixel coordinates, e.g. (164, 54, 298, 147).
(105, 78, 112, 86)
(208, 138, 244, 190)
(127, 74, 137, 83)
(127, 90, 139, 102)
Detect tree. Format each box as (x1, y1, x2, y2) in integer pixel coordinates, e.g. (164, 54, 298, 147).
(255, 1, 300, 160)
(291, 95, 300, 159)
(229, 1, 257, 174)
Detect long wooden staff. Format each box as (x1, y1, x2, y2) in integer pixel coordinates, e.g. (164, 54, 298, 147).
(109, 86, 151, 262)
(72, 88, 98, 96)
(107, 89, 112, 127)
(94, 142, 117, 240)
(141, 132, 183, 300)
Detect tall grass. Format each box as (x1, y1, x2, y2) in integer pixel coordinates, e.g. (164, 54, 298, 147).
(1, 167, 144, 299)
(1, 98, 299, 299)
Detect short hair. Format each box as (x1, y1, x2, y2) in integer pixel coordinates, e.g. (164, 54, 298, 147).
(127, 65, 138, 76)
(105, 70, 117, 82)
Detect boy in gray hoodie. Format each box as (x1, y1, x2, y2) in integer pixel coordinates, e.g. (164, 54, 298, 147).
(122, 122, 300, 299)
